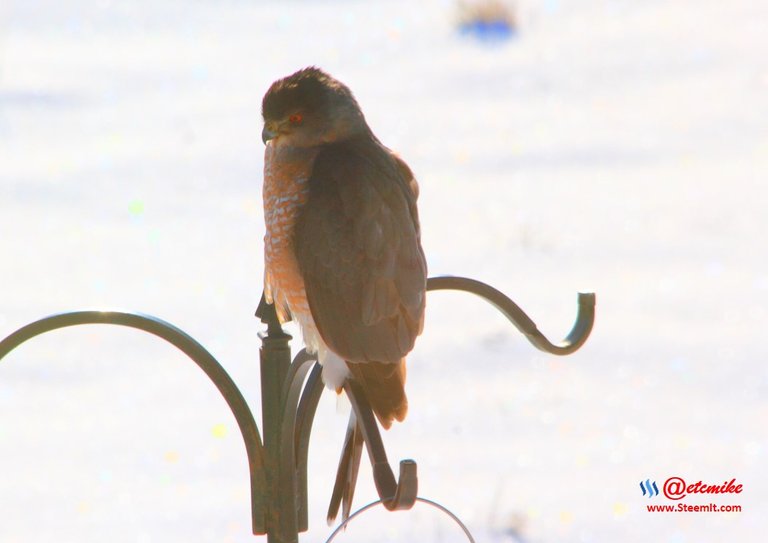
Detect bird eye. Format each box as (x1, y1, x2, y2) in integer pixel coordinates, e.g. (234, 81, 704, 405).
(289, 113, 303, 125)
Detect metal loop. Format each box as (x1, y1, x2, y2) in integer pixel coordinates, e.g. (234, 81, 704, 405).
(324, 497, 476, 543)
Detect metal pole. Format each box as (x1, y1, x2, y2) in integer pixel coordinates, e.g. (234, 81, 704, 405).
(257, 297, 299, 543)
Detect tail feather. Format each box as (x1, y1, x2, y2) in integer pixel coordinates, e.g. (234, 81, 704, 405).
(346, 358, 407, 429)
(327, 358, 408, 524)
(327, 413, 364, 525)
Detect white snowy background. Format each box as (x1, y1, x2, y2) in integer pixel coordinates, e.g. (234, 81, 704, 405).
(0, 0, 766, 542)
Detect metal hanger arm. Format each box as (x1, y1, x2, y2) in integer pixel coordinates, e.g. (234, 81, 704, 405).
(0, 310, 268, 534)
(426, 276, 595, 355)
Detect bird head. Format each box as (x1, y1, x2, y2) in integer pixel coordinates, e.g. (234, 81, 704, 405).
(261, 67, 368, 148)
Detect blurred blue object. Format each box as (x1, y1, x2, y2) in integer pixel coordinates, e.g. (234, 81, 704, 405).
(456, 0, 517, 43)
(458, 18, 516, 43)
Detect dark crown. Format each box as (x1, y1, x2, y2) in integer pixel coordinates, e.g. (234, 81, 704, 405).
(262, 67, 354, 121)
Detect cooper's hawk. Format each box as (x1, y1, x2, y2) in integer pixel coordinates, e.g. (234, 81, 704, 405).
(261, 67, 426, 515)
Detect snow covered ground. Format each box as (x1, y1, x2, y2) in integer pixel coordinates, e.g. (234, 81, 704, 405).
(1, 0, 766, 541)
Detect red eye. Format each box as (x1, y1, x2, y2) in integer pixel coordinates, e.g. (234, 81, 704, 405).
(289, 113, 303, 124)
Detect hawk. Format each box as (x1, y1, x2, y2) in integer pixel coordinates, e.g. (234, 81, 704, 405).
(261, 67, 427, 517)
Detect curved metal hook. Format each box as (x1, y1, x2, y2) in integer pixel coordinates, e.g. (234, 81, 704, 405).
(426, 276, 595, 355)
(294, 362, 324, 530)
(343, 378, 418, 512)
(0, 310, 268, 534)
(276, 349, 319, 533)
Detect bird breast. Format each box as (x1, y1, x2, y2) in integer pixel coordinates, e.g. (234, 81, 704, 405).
(262, 142, 317, 321)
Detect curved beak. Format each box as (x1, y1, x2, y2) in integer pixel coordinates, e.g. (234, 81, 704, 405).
(262, 125, 278, 145)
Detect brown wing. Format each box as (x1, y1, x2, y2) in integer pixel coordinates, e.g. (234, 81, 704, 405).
(294, 135, 427, 364)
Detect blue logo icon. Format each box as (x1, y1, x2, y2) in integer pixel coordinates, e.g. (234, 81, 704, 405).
(640, 479, 659, 498)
